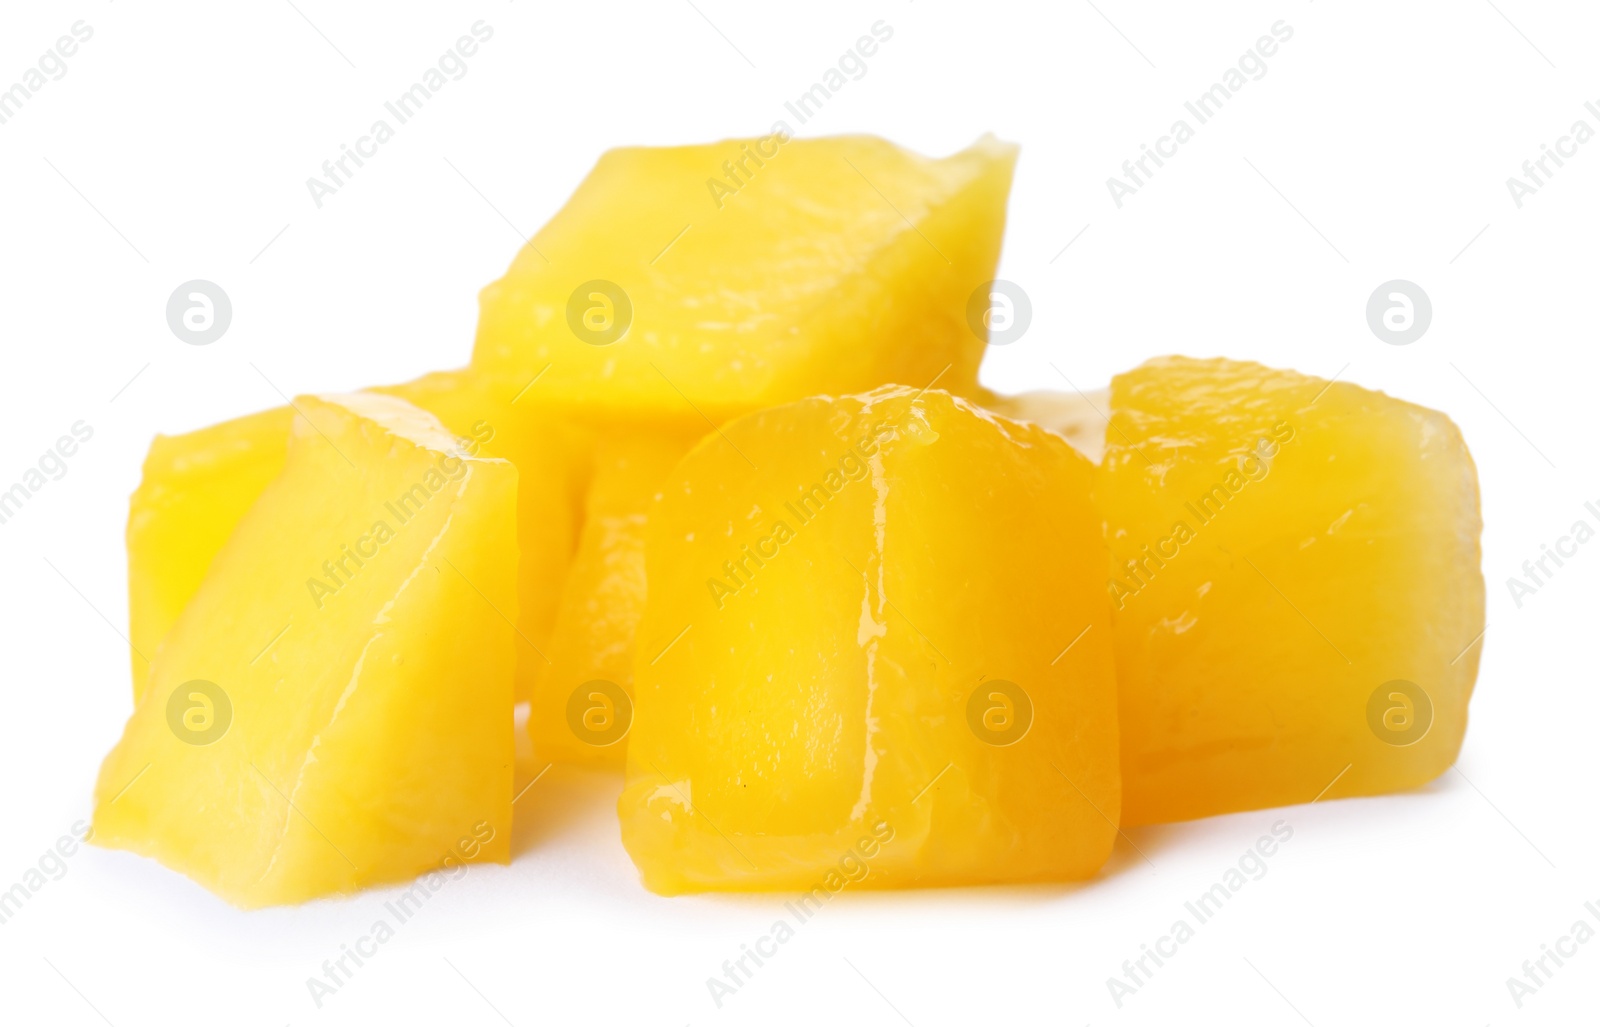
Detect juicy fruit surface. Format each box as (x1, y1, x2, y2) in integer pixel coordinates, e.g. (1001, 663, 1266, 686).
(473, 134, 1017, 420)
(94, 394, 518, 907)
(124, 369, 585, 704)
(619, 387, 1119, 894)
(532, 424, 704, 766)
(127, 406, 293, 698)
(1097, 357, 1484, 825)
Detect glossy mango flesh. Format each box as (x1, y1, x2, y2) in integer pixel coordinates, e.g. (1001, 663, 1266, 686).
(125, 369, 585, 703)
(532, 424, 703, 766)
(94, 394, 518, 908)
(472, 134, 1017, 421)
(618, 387, 1119, 894)
(1096, 357, 1484, 825)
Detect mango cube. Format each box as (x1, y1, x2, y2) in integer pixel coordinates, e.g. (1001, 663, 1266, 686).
(95, 394, 518, 907)
(618, 387, 1120, 894)
(472, 134, 1018, 420)
(1096, 357, 1485, 825)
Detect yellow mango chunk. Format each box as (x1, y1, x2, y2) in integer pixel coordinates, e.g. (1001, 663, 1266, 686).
(532, 423, 703, 766)
(94, 394, 517, 908)
(1096, 357, 1484, 825)
(125, 369, 585, 702)
(472, 134, 1018, 421)
(619, 387, 1119, 894)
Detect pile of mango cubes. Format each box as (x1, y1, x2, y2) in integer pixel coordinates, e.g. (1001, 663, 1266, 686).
(93, 134, 1484, 905)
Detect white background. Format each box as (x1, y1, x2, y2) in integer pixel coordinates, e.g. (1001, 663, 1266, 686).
(1, 1, 1596, 1024)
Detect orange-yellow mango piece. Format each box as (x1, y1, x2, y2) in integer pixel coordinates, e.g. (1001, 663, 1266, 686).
(1096, 357, 1484, 825)
(472, 134, 1017, 422)
(619, 387, 1119, 894)
(95, 394, 517, 907)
